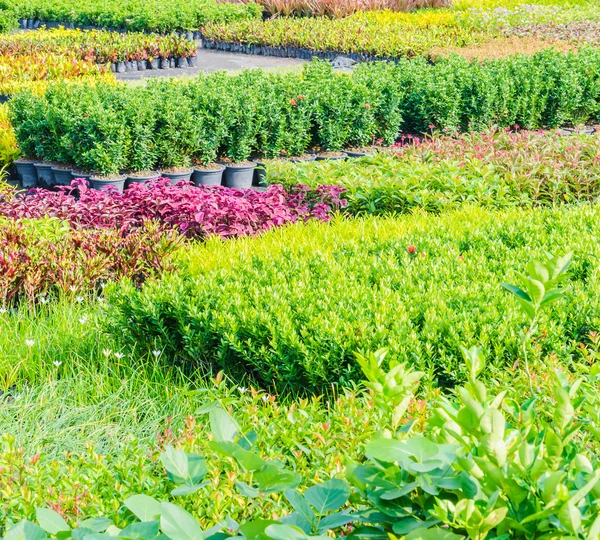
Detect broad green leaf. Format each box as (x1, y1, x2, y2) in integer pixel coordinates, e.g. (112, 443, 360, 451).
(480, 408, 505, 438)
(284, 490, 316, 526)
(188, 454, 208, 484)
(500, 283, 531, 302)
(36, 509, 70, 535)
(160, 446, 188, 483)
(78, 519, 113, 533)
(405, 528, 464, 540)
(480, 433, 507, 467)
(72, 527, 97, 540)
(554, 386, 574, 431)
(305, 480, 350, 514)
(125, 495, 162, 522)
(316, 512, 354, 533)
(557, 501, 581, 534)
(209, 408, 239, 442)
(118, 521, 160, 540)
(254, 465, 301, 493)
(279, 514, 312, 535)
(160, 503, 205, 540)
(263, 524, 307, 540)
(240, 520, 281, 540)
(236, 481, 260, 498)
(4, 521, 47, 540)
(392, 518, 440, 535)
(171, 482, 209, 496)
(366, 436, 439, 464)
(346, 526, 388, 540)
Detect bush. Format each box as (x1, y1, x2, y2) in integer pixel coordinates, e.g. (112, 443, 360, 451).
(0, 180, 346, 239)
(268, 129, 600, 215)
(103, 204, 600, 394)
(10, 51, 600, 172)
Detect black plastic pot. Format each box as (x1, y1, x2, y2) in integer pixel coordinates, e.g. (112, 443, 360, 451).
(137, 60, 147, 71)
(346, 150, 375, 158)
(14, 160, 37, 188)
(316, 152, 348, 161)
(72, 171, 91, 182)
(224, 163, 256, 189)
(192, 165, 225, 186)
(289, 154, 317, 163)
(125, 171, 160, 188)
(252, 161, 267, 186)
(160, 169, 193, 185)
(187, 56, 197, 67)
(116, 61, 126, 73)
(176, 57, 188, 68)
(90, 175, 127, 193)
(160, 58, 170, 69)
(34, 163, 55, 186)
(51, 166, 74, 185)
(125, 60, 135, 71)
(149, 59, 160, 69)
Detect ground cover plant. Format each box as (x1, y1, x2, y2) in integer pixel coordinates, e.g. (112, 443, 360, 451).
(104, 204, 600, 394)
(268, 129, 600, 214)
(10, 52, 600, 174)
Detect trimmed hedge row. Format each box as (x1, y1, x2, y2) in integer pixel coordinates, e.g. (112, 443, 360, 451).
(104, 204, 600, 394)
(10, 50, 600, 174)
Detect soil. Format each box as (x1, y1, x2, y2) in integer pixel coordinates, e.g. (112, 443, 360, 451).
(90, 173, 126, 180)
(318, 151, 347, 157)
(345, 147, 376, 154)
(192, 162, 225, 171)
(127, 170, 160, 178)
(160, 167, 193, 173)
(220, 159, 255, 167)
(52, 164, 74, 170)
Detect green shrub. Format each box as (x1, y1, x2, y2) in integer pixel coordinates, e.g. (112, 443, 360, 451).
(103, 204, 600, 394)
(10, 50, 600, 172)
(268, 130, 600, 215)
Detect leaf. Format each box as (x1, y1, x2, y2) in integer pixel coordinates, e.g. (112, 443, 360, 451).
(557, 501, 581, 534)
(366, 436, 439, 464)
(284, 490, 316, 526)
(500, 283, 531, 302)
(239, 519, 280, 540)
(124, 495, 162, 522)
(405, 528, 464, 540)
(160, 503, 205, 540)
(236, 481, 260, 498)
(554, 386, 574, 431)
(209, 408, 240, 442)
(36, 509, 70, 535)
(346, 526, 388, 540)
(187, 453, 208, 484)
(263, 524, 307, 540)
(304, 480, 350, 514)
(160, 446, 188, 483)
(4, 521, 48, 540)
(279, 514, 312, 535)
(78, 519, 113, 533)
(171, 482, 209, 496)
(118, 521, 160, 539)
(316, 512, 354, 533)
(254, 464, 301, 493)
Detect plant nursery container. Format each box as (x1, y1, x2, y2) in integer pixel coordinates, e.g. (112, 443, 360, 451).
(52, 166, 74, 185)
(160, 169, 193, 185)
(345, 150, 375, 158)
(316, 152, 348, 161)
(14, 159, 37, 188)
(90, 175, 127, 193)
(34, 163, 55, 186)
(126, 171, 161, 187)
(252, 161, 267, 186)
(192, 164, 225, 186)
(224, 162, 256, 188)
(72, 170, 91, 182)
(289, 153, 317, 163)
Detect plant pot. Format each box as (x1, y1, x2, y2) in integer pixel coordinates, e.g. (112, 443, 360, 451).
(160, 169, 193, 185)
(90, 175, 127, 193)
(34, 163, 55, 186)
(192, 164, 225, 186)
(187, 56, 197, 67)
(125, 61, 135, 71)
(316, 152, 348, 161)
(51, 166, 74, 185)
(125, 171, 160, 188)
(176, 57, 188, 68)
(289, 153, 317, 163)
(160, 58, 170, 69)
(72, 170, 91, 182)
(137, 60, 147, 71)
(345, 150, 375, 158)
(252, 161, 267, 186)
(116, 61, 126, 73)
(149, 59, 160, 69)
(223, 162, 256, 189)
(14, 160, 37, 188)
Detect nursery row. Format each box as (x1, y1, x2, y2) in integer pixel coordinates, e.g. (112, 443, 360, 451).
(10, 51, 600, 175)
(0, 180, 344, 304)
(268, 129, 600, 214)
(202, 3, 600, 59)
(2, 0, 261, 34)
(105, 204, 600, 394)
(0, 28, 197, 64)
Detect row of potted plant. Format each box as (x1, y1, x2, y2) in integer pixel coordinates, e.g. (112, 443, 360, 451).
(0, 27, 197, 65)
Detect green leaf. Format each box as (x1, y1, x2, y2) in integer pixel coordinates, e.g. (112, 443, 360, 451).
(405, 528, 464, 540)
(500, 283, 531, 302)
(316, 512, 354, 533)
(254, 464, 301, 493)
(4, 521, 47, 540)
(125, 495, 162, 522)
(78, 519, 113, 533)
(36, 509, 70, 535)
(284, 490, 316, 526)
(118, 521, 160, 539)
(346, 526, 388, 540)
(557, 501, 581, 534)
(366, 436, 439, 464)
(160, 503, 205, 540)
(240, 520, 281, 540)
(187, 454, 208, 484)
(263, 524, 307, 540)
(236, 481, 260, 498)
(304, 480, 350, 514)
(160, 446, 188, 483)
(171, 483, 209, 496)
(209, 408, 240, 442)
(554, 386, 574, 431)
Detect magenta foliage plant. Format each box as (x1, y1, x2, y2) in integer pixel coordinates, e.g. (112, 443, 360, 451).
(0, 179, 347, 239)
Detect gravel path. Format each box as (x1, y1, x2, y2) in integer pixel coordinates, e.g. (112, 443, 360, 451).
(116, 47, 305, 80)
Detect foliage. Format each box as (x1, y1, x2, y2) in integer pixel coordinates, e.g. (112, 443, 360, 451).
(0, 180, 346, 239)
(0, 103, 19, 169)
(103, 204, 600, 394)
(0, 217, 181, 306)
(268, 129, 600, 215)
(10, 51, 600, 173)
(5, 0, 261, 33)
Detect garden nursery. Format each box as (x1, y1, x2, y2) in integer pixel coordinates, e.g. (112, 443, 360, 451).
(4, 0, 600, 536)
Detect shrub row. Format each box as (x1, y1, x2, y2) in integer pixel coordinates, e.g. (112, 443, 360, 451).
(0, 179, 345, 240)
(4, 0, 261, 33)
(10, 51, 600, 174)
(268, 129, 600, 214)
(0, 28, 197, 63)
(104, 204, 600, 394)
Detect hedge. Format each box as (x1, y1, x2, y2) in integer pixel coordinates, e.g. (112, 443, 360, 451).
(104, 204, 600, 394)
(10, 50, 600, 174)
